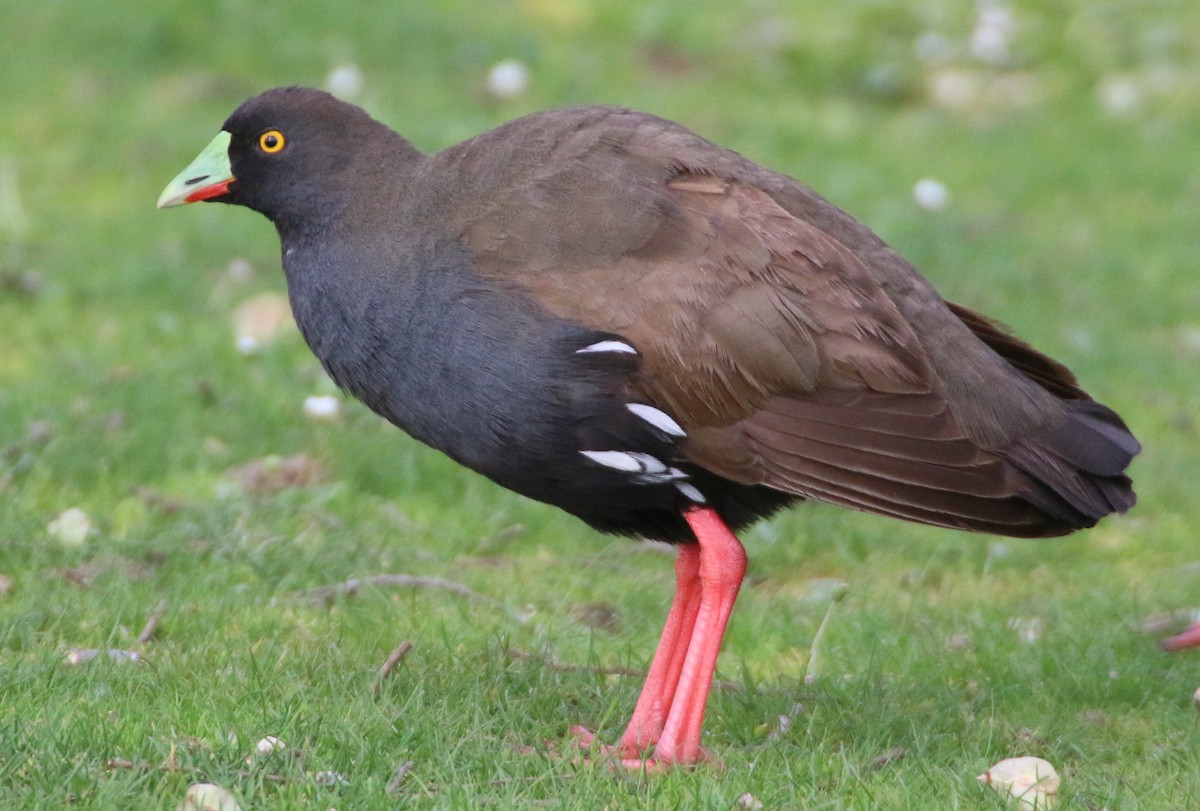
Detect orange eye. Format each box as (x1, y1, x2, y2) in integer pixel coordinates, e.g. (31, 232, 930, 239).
(259, 130, 286, 153)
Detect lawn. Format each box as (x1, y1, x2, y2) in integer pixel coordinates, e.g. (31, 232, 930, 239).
(2, 1, 1199, 808)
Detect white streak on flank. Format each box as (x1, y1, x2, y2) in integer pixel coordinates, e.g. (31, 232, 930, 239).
(581, 451, 704, 495)
(580, 450, 675, 478)
(576, 340, 637, 355)
(630, 453, 667, 475)
(580, 450, 644, 473)
(626, 403, 686, 437)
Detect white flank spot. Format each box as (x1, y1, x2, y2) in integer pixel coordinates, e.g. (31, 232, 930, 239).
(627, 403, 686, 437)
(581, 450, 644, 473)
(628, 453, 667, 474)
(581, 450, 676, 478)
(675, 482, 706, 503)
(576, 340, 637, 355)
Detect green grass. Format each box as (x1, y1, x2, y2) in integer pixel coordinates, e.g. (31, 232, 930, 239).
(3, 0, 1200, 807)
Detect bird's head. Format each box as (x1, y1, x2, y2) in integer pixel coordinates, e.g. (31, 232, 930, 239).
(158, 86, 406, 227)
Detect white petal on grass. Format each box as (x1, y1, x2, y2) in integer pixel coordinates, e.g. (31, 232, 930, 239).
(48, 508, 91, 547)
(486, 59, 531, 100)
(303, 395, 341, 420)
(978, 756, 1060, 809)
(913, 178, 950, 211)
(178, 783, 242, 811)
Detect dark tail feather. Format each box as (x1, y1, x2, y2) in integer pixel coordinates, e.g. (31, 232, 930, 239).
(1010, 399, 1138, 532)
(948, 300, 1139, 531)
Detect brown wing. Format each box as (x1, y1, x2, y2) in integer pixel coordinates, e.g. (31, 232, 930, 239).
(441, 107, 1135, 535)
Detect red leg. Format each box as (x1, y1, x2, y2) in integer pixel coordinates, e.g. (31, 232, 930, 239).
(1162, 622, 1200, 651)
(650, 506, 747, 765)
(572, 505, 747, 770)
(615, 543, 702, 754)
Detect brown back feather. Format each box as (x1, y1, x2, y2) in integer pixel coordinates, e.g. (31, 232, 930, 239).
(434, 106, 1136, 537)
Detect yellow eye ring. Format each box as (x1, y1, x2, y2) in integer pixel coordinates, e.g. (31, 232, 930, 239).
(259, 130, 286, 153)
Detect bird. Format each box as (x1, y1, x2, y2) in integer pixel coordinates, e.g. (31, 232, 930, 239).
(158, 87, 1139, 768)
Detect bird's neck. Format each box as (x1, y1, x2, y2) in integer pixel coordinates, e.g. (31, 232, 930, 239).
(276, 224, 435, 401)
(269, 131, 425, 238)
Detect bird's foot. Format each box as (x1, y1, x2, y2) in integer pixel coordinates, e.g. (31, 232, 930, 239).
(569, 725, 640, 761)
(1162, 622, 1200, 651)
(568, 726, 720, 772)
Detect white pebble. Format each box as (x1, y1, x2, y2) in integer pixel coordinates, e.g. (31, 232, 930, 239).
(48, 508, 91, 547)
(180, 782, 242, 811)
(326, 64, 364, 101)
(913, 178, 950, 211)
(303, 395, 341, 420)
(254, 736, 287, 756)
(486, 59, 531, 100)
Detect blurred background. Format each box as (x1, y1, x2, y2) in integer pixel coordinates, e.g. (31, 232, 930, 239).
(2, 0, 1199, 806)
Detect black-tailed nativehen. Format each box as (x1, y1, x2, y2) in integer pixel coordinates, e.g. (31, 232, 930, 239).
(159, 87, 1139, 768)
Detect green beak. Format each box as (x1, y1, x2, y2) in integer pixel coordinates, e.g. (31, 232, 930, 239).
(157, 130, 234, 208)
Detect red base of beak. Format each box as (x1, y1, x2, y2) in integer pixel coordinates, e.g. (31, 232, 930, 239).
(186, 179, 233, 203)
